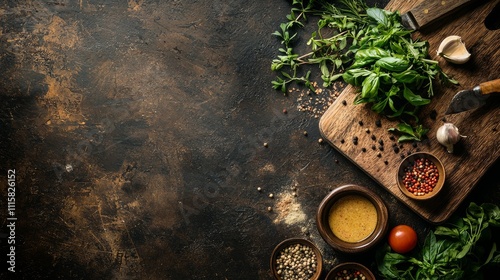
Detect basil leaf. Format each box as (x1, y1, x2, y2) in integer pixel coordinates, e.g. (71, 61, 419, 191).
(403, 86, 431, 106)
(375, 57, 410, 72)
(361, 73, 380, 98)
(366, 7, 388, 26)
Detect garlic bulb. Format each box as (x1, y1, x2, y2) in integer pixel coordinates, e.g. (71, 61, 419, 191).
(436, 123, 466, 153)
(437, 35, 471, 64)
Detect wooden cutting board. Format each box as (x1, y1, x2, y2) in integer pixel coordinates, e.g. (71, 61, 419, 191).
(319, 0, 500, 224)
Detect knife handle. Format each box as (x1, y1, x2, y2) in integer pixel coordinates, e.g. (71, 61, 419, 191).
(479, 79, 500, 95)
(409, 0, 473, 29)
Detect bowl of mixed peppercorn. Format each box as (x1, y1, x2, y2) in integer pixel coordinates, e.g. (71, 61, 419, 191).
(326, 262, 375, 280)
(396, 152, 446, 200)
(270, 238, 323, 280)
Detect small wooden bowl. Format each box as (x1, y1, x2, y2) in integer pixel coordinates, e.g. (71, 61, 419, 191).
(316, 184, 388, 254)
(396, 152, 445, 200)
(270, 238, 323, 280)
(325, 262, 376, 280)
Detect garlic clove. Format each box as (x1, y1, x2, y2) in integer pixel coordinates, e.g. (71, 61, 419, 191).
(437, 35, 471, 64)
(436, 123, 466, 153)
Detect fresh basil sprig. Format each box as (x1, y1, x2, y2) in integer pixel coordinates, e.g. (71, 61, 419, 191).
(271, 0, 458, 141)
(376, 203, 500, 279)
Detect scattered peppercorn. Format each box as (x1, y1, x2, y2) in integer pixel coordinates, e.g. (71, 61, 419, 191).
(342, 100, 347, 106)
(371, 135, 376, 141)
(303, 131, 308, 136)
(412, 142, 418, 148)
(283, 108, 288, 114)
(358, 120, 363, 126)
(267, 206, 273, 212)
(401, 157, 439, 196)
(318, 138, 324, 144)
(378, 145, 384, 151)
(365, 128, 370, 133)
(384, 160, 388, 165)
(371, 145, 376, 150)
(430, 109, 437, 120)
(264, 142, 269, 148)
(377, 152, 381, 157)
(353, 136, 358, 145)
(393, 146, 400, 153)
(269, 193, 274, 198)
(340, 139, 345, 144)
(361, 147, 366, 152)
(375, 119, 382, 127)
(400, 154, 406, 159)
(389, 135, 395, 141)
(378, 139, 384, 146)
(257, 187, 262, 192)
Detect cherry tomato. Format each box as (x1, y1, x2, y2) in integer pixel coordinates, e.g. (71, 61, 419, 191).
(388, 225, 417, 254)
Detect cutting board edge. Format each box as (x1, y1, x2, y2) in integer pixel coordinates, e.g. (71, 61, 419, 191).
(319, 118, 456, 224)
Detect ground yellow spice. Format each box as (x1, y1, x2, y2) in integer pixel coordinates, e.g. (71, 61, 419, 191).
(328, 195, 377, 243)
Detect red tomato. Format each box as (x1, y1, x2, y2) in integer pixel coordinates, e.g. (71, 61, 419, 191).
(388, 225, 418, 254)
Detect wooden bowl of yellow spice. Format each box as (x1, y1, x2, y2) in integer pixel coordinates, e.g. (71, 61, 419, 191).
(316, 184, 388, 254)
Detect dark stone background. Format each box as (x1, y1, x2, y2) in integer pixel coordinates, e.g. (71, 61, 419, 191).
(0, 0, 498, 279)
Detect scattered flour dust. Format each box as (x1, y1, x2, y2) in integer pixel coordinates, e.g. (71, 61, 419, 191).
(273, 192, 306, 225)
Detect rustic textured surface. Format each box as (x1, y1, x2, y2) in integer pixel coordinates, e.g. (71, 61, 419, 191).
(0, 0, 498, 279)
(320, 0, 500, 223)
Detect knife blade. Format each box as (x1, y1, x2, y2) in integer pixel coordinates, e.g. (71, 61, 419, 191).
(445, 79, 500, 115)
(401, 0, 474, 31)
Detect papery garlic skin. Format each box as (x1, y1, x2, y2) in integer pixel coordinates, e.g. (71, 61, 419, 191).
(437, 36, 471, 64)
(436, 123, 466, 153)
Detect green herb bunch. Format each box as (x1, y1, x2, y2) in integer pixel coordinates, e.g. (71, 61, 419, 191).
(376, 202, 500, 279)
(271, 0, 457, 141)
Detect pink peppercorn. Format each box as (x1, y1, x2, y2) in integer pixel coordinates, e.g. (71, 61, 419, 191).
(402, 158, 439, 196)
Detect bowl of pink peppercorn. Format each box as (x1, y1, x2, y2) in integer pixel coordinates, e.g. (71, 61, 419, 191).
(396, 152, 445, 200)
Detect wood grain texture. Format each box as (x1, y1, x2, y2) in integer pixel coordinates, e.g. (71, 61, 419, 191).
(319, 0, 500, 224)
(409, 0, 473, 29)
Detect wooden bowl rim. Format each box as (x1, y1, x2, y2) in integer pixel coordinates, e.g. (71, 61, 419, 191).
(270, 238, 323, 280)
(316, 184, 388, 254)
(396, 152, 446, 201)
(325, 262, 376, 280)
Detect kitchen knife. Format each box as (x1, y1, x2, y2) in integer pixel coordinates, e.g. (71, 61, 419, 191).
(401, 0, 475, 31)
(445, 79, 500, 115)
